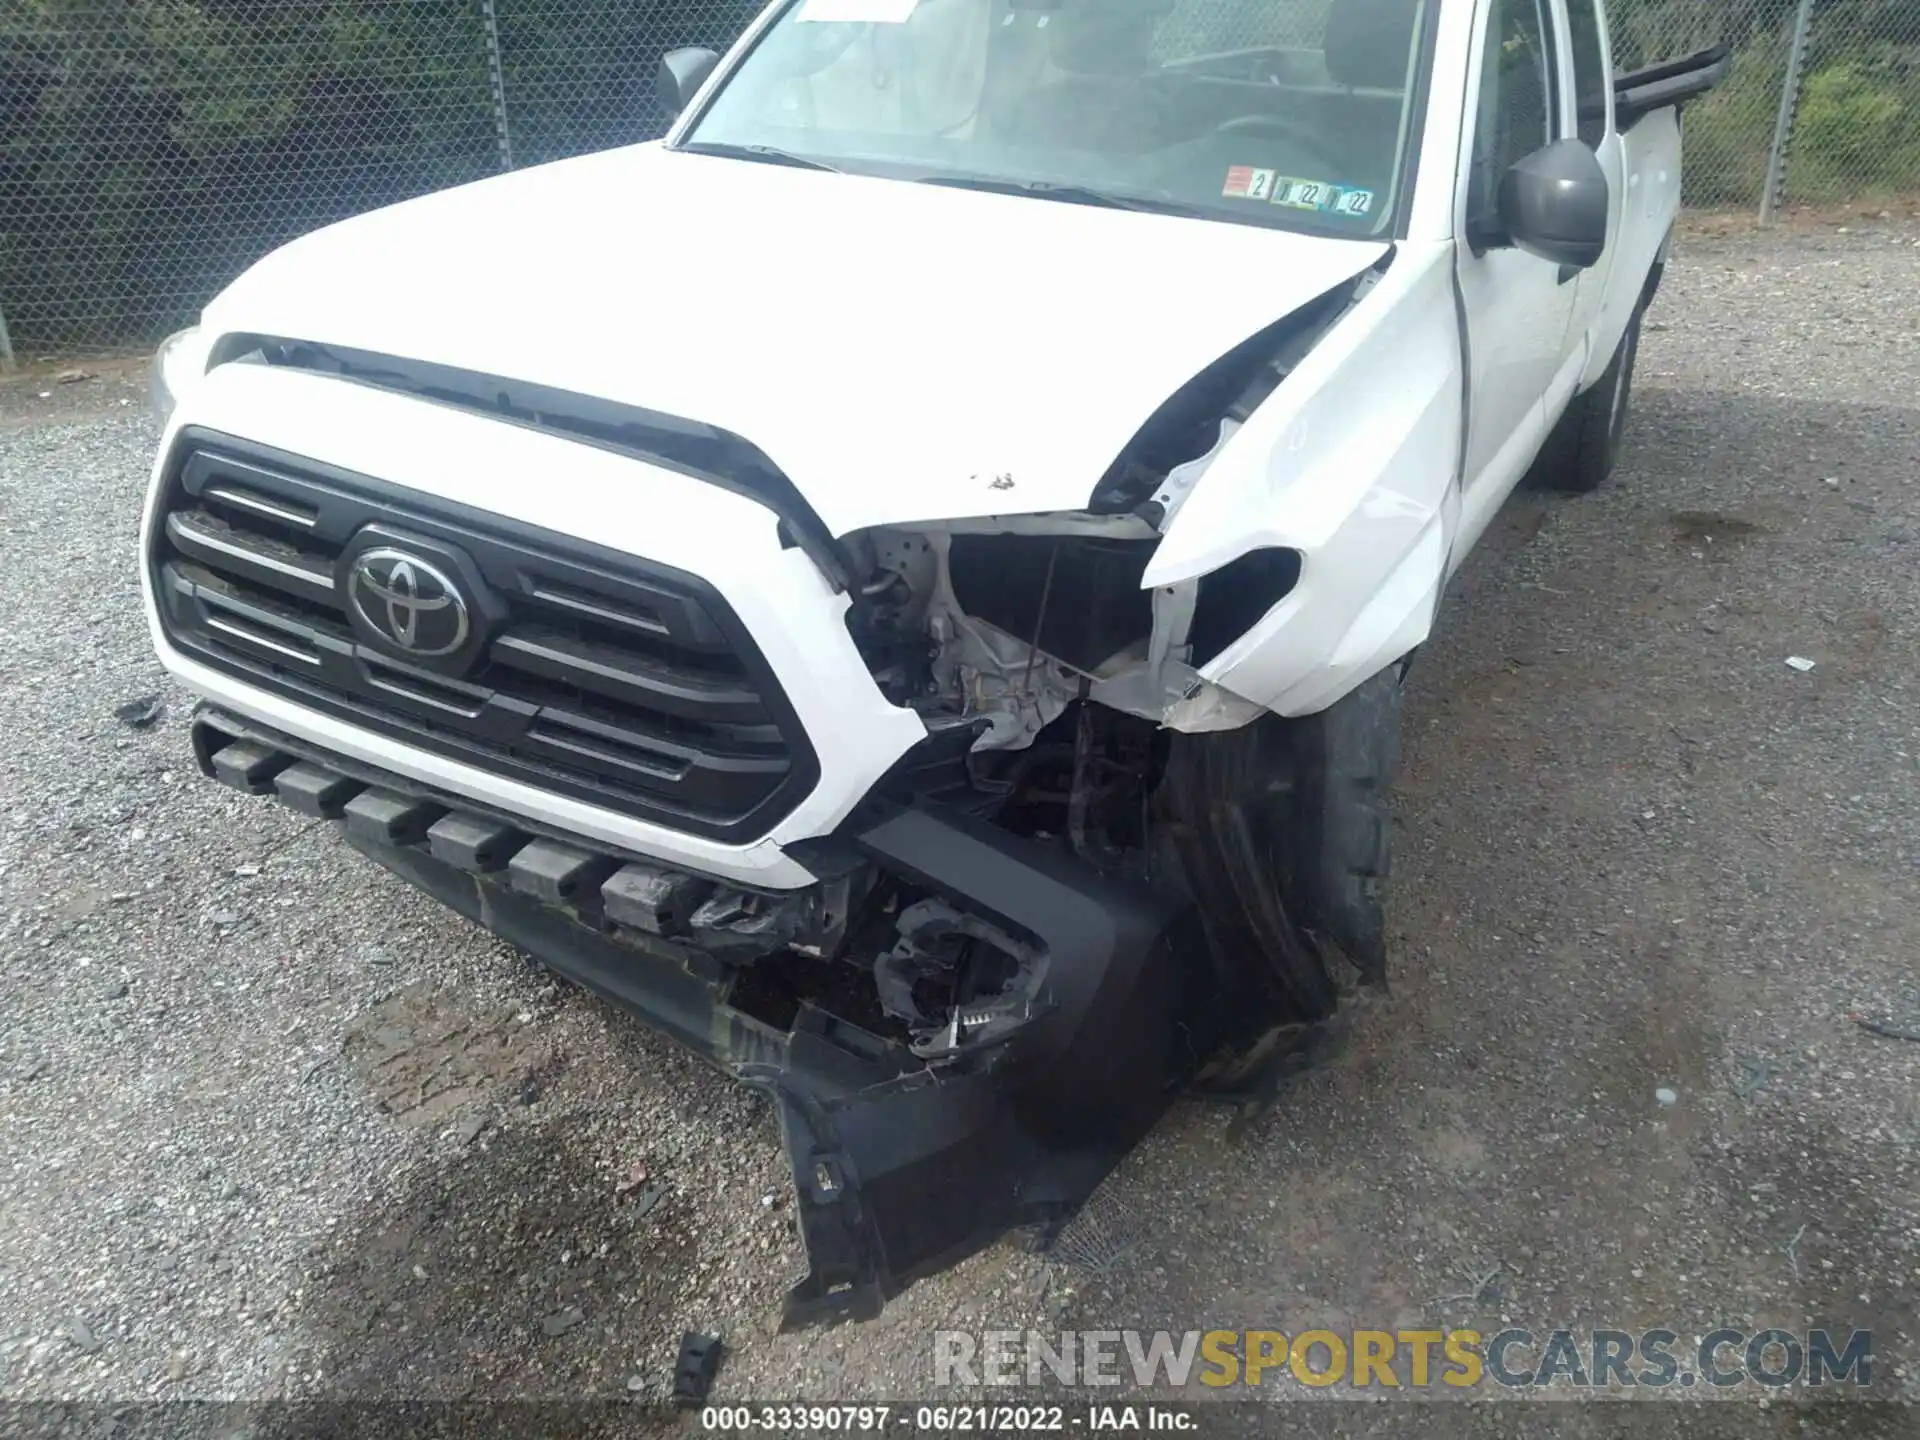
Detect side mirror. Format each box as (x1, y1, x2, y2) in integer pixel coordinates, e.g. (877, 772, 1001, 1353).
(658, 47, 720, 120)
(1497, 138, 1610, 271)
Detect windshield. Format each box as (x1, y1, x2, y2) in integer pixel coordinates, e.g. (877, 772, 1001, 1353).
(681, 0, 1430, 235)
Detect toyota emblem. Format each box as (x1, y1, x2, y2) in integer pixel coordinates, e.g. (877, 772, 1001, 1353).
(346, 548, 471, 657)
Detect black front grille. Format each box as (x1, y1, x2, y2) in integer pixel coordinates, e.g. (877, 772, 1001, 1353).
(149, 429, 819, 841)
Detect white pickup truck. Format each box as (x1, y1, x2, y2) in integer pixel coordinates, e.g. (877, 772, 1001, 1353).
(143, 0, 1723, 1327)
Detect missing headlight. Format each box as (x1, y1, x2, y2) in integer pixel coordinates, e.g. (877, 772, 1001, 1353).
(946, 533, 1157, 674)
(1188, 547, 1303, 668)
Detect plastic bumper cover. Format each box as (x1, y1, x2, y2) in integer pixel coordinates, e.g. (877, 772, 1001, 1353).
(191, 706, 1214, 1328)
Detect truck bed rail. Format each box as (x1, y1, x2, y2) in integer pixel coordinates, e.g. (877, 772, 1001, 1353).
(1614, 44, 1731, 129)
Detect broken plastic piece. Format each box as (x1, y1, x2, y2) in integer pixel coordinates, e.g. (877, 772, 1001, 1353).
(115, 695, 163, 729)
(873, 898, 1051, 1060)
(603, 862, 712, 935)
(686, 887, 815, 962)
(1849, 1013, 1920, 1043)
(673, 1332, 723, 1406)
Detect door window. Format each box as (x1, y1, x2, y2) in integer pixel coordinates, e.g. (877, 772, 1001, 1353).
(1469, 0, 1557, 223)
(1563, 0, 1611, 147)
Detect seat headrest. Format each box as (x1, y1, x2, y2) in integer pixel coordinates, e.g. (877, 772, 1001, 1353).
(1044, 0, 1175, 77)
(1325, 0, 1423, 90)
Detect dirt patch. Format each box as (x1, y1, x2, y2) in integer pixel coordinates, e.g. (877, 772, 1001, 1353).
(1681, 193, 1920, 238)
(343, 982, 553, 1128)
(0, 356, 148, 430)
(293, 1119, 707, 1402)
(1669, 508, 1766, 551)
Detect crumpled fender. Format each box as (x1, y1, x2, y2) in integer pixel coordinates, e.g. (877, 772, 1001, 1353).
(1142, 243, 1464, 718)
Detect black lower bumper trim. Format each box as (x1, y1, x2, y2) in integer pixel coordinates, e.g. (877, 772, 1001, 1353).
(273, 762, 366, 818)
(210, 739, 293, 794)
(189, 707, 1215, 1329)
(765, 808, 1212, 1326)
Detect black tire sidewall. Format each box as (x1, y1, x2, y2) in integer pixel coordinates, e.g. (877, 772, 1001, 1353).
(1528, 306, 1645, 494)
(1604, 308, 1644, 457)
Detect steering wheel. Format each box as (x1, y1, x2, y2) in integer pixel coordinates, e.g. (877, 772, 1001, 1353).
(1212, 113, 1346, 182)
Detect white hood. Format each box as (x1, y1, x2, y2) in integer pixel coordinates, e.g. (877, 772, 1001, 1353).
(203, 143, 1388, 536)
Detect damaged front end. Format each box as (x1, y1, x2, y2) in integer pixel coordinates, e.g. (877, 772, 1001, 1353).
(842, 278, 1375, 750)
(714, 260, 1409, 1313)
(188, 705, 1222, 1330)
(833, 260, 1404, 1019)
(192, 592, 1400, 1333)
(177, 258, 1413, 1330)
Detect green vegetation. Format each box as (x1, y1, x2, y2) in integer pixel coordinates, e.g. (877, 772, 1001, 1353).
(1789, 45, 1920, 200)
(1613, 0, 1920, 206)
(0, 0, 758, 348)
(1681, 32, 1794, 206)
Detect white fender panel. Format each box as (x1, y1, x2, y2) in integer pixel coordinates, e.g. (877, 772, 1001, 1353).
(1142, 243, 1464, 717)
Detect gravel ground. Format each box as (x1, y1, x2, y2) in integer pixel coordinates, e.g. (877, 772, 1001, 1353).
(1, 219, 1916, 1433)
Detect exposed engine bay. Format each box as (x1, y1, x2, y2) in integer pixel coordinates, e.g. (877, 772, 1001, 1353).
(843, 266, 1377, 754)
(692, 257, 1412, 1116)
(652, 264, 1411, 1317)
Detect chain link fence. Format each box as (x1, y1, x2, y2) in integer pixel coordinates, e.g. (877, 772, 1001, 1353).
(0, 0, 759, 356)
(3, 0, 1919, 359)
(1621, 0, 1920, 213)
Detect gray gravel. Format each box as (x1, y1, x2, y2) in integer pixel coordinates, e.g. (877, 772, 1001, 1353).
(1, 219, 1916, 1425)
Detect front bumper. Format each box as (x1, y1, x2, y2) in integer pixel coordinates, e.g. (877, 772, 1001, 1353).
(192, 707, 1214, 1328)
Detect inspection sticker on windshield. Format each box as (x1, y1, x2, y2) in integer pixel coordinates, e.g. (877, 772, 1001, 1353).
(796, 0, 918, 21)
(1270, 177, 1374, 216)
(1222, 166, 1275, 200)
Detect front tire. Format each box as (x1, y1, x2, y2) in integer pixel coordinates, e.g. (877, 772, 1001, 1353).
(1531, 306, 1643, 494)
(1154, 670, 1404, 1046)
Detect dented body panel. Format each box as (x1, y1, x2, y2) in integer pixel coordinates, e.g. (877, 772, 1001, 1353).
(1144, 244, 1464, 717)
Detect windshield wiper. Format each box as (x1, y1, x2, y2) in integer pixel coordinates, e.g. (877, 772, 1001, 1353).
(911, 174, 1163, 212)
(675, 141, 841, 172)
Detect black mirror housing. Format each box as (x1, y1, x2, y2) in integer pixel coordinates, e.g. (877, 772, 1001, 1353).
(1498, 139, 1611, 271)
(659, 47, 720, 120)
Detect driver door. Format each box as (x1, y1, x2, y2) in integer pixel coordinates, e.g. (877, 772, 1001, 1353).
(1450, 0, 1582, 567)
